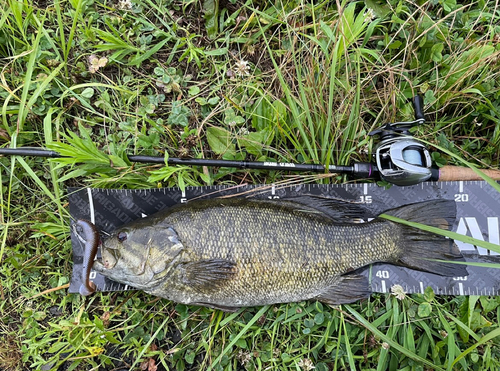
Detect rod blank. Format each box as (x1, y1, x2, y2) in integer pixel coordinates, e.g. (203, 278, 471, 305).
(0, 148, 350, 173)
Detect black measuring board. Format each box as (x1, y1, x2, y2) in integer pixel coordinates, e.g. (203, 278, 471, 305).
(69, 181, 500, 297)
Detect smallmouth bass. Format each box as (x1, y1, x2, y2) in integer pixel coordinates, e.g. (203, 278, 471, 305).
(83, 197, 467, 311)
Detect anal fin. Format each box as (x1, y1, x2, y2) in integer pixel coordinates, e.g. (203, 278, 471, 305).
(315, 274, 371, 305)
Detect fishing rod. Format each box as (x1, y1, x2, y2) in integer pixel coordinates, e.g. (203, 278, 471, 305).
(1, 96, 499, 186)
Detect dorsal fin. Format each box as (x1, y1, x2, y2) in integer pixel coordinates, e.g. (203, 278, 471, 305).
(281, 196, 375, 223)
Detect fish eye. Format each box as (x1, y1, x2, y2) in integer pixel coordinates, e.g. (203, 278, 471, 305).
(117, 231, 128, 243)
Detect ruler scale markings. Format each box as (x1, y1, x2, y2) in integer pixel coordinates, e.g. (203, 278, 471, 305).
(420, 282, 425, 294)
(381, 280, 386, 293)
(70, 181, 500, 295)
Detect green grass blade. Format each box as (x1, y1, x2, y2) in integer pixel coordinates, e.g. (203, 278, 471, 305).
(128, 38, 170, 66)
(436, 308, 456, 371)
(15, 17, 44, 134)
(344, 305, 445, 371)
(340, 310, 357, 370)
(65, 0, 85, 64)
(208, 306, 269, 370)
(15, 157, 57, 204)
(26, 63, 65, 112)
(379, 214, 500, 254)
(43, 108, 65, 222)
(129, 316, 170, 370)
(452, 326, 500, 366)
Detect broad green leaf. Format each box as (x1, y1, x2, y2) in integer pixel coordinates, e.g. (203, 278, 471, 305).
(81, 87, 94, 98)
(440, 0, 457, 12)
(418, 302, 432, 317)
(480, 296, 500, 314)
(203, 0, 218, 40)
(207, 97, 220, 105)
(206, 127, 236, 156)
(109, 154, 128, 167)
(224, 108, 245, 126)
(205, 48, 228, 56)
(238, 129, 273, 156)
(424, 286, 435, 302)
(319, 20, 335, 42)
(431, 43, 444, 62)
(188, 86, 200, 96)
(168, 101, 191, 127)
(364, 0, 390, 17)
(48, 341, 68, 353)
(185, 349, 196, 364)
(469, 310, 491, 331)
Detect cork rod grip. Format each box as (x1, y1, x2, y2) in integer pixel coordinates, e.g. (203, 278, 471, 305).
(438, 166, 500, 181)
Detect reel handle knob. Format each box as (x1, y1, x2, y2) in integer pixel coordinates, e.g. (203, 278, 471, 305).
(412, 95, 425, 122)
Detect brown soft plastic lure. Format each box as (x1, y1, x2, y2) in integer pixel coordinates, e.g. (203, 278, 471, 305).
(76, 219, 99, 296)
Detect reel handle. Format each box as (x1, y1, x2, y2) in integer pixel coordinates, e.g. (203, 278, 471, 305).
(436, 166, 500, 181)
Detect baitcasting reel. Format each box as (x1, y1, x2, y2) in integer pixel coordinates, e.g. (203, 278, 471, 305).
(368, 96, 433, 186)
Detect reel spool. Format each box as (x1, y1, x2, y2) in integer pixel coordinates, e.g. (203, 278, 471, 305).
(373, 138, 432, 186)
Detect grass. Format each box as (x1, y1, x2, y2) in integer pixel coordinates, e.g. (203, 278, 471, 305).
(1, 0, 500, 370)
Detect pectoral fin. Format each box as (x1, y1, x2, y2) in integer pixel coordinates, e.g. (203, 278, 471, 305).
(181, 259, 237, 292)
(315, 274, 371, 304)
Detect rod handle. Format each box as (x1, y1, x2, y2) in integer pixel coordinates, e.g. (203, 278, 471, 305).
(437, 166, 500, 181)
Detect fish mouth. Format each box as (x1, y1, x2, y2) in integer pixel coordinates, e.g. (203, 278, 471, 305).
(93, 258, 105, 272)
(93, 244, 119, 271)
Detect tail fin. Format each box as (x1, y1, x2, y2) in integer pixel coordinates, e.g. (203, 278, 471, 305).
(385, 200, 468, 277)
